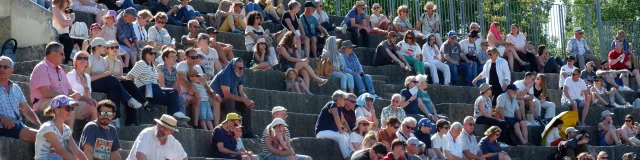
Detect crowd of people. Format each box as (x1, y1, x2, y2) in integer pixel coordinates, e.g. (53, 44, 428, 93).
(4, 0, 640, 159)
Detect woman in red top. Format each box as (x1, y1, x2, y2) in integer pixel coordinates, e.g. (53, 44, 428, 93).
(609, 40, 640, 91)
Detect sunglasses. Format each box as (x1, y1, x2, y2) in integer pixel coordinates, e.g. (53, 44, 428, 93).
(393, 125, 400, 129)
(156, 21, 166, 24)
(190, 75, 201, 77)
(189, 56, 199, 60)
(347, 99, 356, 103)
(411, 81, 418, 83)
(443, 126, 450, 130)
(406, 126, 414, 130)
(594, 79, 600, 82)
(237, 67, 245, 70)
(76, 57, 89, 61)
(406, 37, 414, 40)
(360, 123, 370, 127)
(626, 119, 632, 122)
(61, 106, 75, 112)
(99, 111, 114, 117)
(108, 46, 120, 50)
(0, 65, 11, 69)
(467, 123, 475, 126)
(373, 7, 379, 9)
(255, 16, 262, 19)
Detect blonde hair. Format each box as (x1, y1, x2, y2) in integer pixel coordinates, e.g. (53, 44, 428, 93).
(404, 76, 416, 87)
(371, 3, 381, 12)
(423, 1, 436, 11)
(396, 5, 409, 15)
(484, 126, 502, 136)
(138, 9, 153, 19)
(43, 107, 56, 117)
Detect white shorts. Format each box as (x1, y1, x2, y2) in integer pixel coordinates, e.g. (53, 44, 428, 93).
(497, 46, 506, 57)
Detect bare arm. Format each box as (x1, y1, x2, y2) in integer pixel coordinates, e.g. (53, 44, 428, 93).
(157, 70, 166, 87)
(44, 132, 78, 160)
(110, 150, 121, 160)
(283, 15, 297, 32)
(278, 47, 303, 62)
(135, 152, 149, 160)
(52, 8, 75, 28)
(82, 143, 94, 160)
(463, 150, 484, 160)
(19, 103, 41, 127)
(350, 18, 365, 29)
(221, 85, 248, 103)
(329, 107, 344, 132)
(265, 135, 294, 156)
(68, 134, 87, 160)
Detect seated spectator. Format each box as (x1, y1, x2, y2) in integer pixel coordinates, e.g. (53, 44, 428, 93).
(497, 84, 531, 145)
(148, 12, 175, 52)
(611, 30, 632, 54)
(210, 58, 255, 138)
(175, 0, 204, 24)
(97, 0, 138, 12)
(182, 20, 201, 47)
(196, 33, 223, 77)
(212, 113, 244, 159)
(422, 34, 451, 85)
(413, 118, 433, 158)
(245, 11, 272, 52)
(415, 75, 446, 121)
(597, 61, 633, 91)
(562, 68, 591, 126)
(31, 42, 97, 131)
(105, 41, 144, 126)
(101, 10, 117, 42)
(301, 2, 329, 58)
(533, 74, 556, 124)
(243, 0, 270, 21)
(250, 38, 275, 70)
(206, 28, 235, 66)
(79, 100, 122, 159)
(350, 117, 374, 152)
(618, 114, 640, 145)
(396, 117, 417, 141)
(151, 0, 183, 26)
(341, 40, 375, 95)
(507, 24, 537, 72)
(126, 114, 187, 160)
(342, 1, 371, 48)
(487, 22, 527, 70)
(284, 68, 312, 94)
(431, 120, 450, 160)
(407, 137, 427, 160)
(219, 2, 248, 33)
(260, 0, 284, 22)
(157, 48, 179, 89)
(609, 40, 640, 91)
(117, 8, 141, 69)
(35, 95, 87, 160)
(341, 93, 358, 130)
(478, 126, 511, 160)
(597, 151, 608, 160)
(126, 46, 189, 121)
(362, 131, 378, 149)
(558, 127, 589, 159)
(281, 2, 312, 57)
(378, 116, 401, 151)
(0, 56, 41, 144)
(417, 1, 442, 46)
(567, 27, 601, 70)
(474, 83, 509, 142)
(598, 110, 623, 146)
(473, 47, 511, 106)
(373, 31, 408, 69)
(133, 10, 152, 47)
(536, 45, 563, 73)
(444, 31, 476, 86)
(85, 39, 143, 128)
(382, 140, 407, 160)
(622, 152, 636, 160)
(591, 76, 631, 108)
(313, 1, 341, 32)
(82, 23, 104, 52)
(187, 68, 219, 130)
(322, 37, 354, 93)
(367, 3, 390, 32)
(315, 90, 351, 160)
(351, 142, 388, 160)
(460, 117, 484, 159)
(513, 72, 538, 125)
(52, 0, 86, 64)
(176, 48, 211, 127)
(261, 106, 312, 160)
(381, 94, 408, 126)
(398, 31, 425, 75)
(544, 120, 564, 147)
(71, 0, 107, 26)
(459, 30, 480, 74)
(234, 126, 259, 160)
(355, 93, 379, 129)
(277, 31, 329, 86)
(445, 122, 464, 159)
(581, 62, 597, 86)
(394, 5, 422, 38)
(559, 56, 578, 89)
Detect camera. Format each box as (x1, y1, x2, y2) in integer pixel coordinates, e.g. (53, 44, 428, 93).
(64, 8, 73, 14)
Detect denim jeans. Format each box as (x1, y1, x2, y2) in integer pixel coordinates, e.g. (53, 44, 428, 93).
(351, 73, 375, 94)
(91, 76, 134, 119)
(347, 26, 370, 47)
(167, 15, 184, 26)
(445, 61, 476, 86)
(137, 84, 181, 115)
(331, 71, 354, 90)
(321, 21, 337, 32)
(116, 0, 138, 13)
(244, 2, 270, 21)
(175, 7, 201, 23)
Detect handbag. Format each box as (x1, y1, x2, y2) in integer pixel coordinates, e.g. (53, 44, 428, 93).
(315, 58, 332, 77)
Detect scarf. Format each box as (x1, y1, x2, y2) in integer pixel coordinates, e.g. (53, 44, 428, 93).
(321, 37, 344, 71)
(489, 22, 503, 41)
(75, 70, 91, 98)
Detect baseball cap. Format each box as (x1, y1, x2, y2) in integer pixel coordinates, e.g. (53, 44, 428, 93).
(601, 110, 614, 118)
(49, 95, 79, 109)
(417, 118, 435, 128)
(224, 113, 242, 122)
(271, 106, 287, 114)
(123, 7, 139, 18)
(566, 55, 576, 61)
(406, 137, 425, 147)
(91, 37, 108, 47)
(565, 127, 578, 134)
(90, 23, 102, 30)
(469, 30, 479, 38)
(506, 84, 519, 91)
(447, 31, 457, 37)
(205, 27, 218, 34)
(304, 1, 316, 8)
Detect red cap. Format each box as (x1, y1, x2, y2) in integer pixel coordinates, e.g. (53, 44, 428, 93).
(90, 23, 102, 30)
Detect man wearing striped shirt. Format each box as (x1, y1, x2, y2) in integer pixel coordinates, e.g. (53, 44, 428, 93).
(0, 56, 42, 144)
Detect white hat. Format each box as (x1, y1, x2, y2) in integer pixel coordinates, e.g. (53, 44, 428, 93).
(270, 118, 287, 127)
(601, 110, 614, 118)
(573, 27, 584, 33)
(256, 38, 267, 44)
(565, 127, 578, 134)
(353, 116, 373, 130)
(154, 114, 179, 132)
(271, 106, 287, 114)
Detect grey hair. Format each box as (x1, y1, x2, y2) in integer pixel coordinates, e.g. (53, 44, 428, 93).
(314, 0, 322, 5)
(404, 76, 416, 87)
(331, 90, 348, 100)
(415, 74, 428, 83)
(470, 22, 479, 29)
(402, 117, 417, 126)
(463, 116, 475, 124)
(0, 56, 14, 68)
(347, 93, 357, 99)
(391, 94, 403, 101)
(450, 122, 463, 131)
(187, 19, 199, 28)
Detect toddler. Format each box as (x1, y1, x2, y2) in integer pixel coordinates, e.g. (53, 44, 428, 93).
(284, 68, 311, 94)
(187, 69, 215, 130)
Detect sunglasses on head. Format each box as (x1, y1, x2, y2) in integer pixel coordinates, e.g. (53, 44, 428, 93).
(76, 57, 89, 61)
(99, 111, 114, 116)
(0, 65, 12, 69)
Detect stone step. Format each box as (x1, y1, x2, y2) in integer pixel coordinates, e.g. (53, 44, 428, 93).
(120, 140, 134, 151)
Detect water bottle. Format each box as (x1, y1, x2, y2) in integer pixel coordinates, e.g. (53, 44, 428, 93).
(171, 38, 176, 45)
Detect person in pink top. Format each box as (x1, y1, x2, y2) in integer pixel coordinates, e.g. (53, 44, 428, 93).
(29, 42, 98, 131)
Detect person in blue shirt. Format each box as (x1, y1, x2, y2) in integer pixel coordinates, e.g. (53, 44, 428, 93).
(212, 113, 243, 159)
(400, 76, 422, 121)
(611, 30, 632, 55)
(300, 1, 328, 58)
(151, 0, 185, 26)
(210, 58, 255, 138)
(341, 0, 371, 47)
(340, 40, 375, 95)
(315, 90, 351, 160)
(116, 7, 140, 69)
(478, 126, 511, 160)
(413, 118, 434, 158)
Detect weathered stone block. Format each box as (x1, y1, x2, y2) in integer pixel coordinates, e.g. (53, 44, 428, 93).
(290, 137, 344, 160)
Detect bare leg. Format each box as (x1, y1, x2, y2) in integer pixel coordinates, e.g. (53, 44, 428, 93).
(527, 100, 537, 118)
(18, 128, 38, 144)
(310, 36, 318, 58)
(505, 51, 515, 70)
(188, 95, 200, 127)
(250, 62, 272, 70)
(199, 120, 208, 130)
(295, 62, 327, 84)
(206, 120, 214, 130)
(299, 69, 311, 89)
(620, 73, 630, 87)
(518, 100, 526, 120)
(633, 69, 640, 90)
(580, 102, 590, 125)
(513, 122, 528, 144)
(298, 79, 312, 94)
(520, 121, 529, 142)
(211, 99, 220, 127)
(301, 36, 310, 59)
(295, 36, 303, 57)
(122, 54, 130, 67)
(506, 46, 526, 64)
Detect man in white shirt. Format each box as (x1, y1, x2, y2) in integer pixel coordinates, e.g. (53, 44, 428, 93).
(513, 72, 538, 125)
(430, 120, 449, 160)
(562, 68, 591, 126)
(566, 27, 601, 70)
(312, 0, 339, 32)
(127, 114, 188, 160)
(444, 122, 464, 160)
(176, 48, 221, 128)
(559, 56, 577, 89)
(396, 117, 417, 141)
(459, 116, 484, 160)
(459, 31, 479, 61)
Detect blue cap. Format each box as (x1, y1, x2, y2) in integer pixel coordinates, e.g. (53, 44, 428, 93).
(506, 84, 519, 91)
(417, 118, 435, 128)
(447, 31, 457, 37)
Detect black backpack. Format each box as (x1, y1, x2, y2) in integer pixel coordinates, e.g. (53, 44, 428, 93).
(0, 38, 17, 61)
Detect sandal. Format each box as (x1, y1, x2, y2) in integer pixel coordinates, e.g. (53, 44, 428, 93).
(317, 79, 329, 86)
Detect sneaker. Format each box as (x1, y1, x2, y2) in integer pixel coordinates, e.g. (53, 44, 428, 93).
(173, 112, 191, 122)
(626, 102, 633, 108)
(128, 99, 142, 109)
(613, 103, 626, 108)
(526, 121, 535, 126)
(340, 24, 347, 34)
(316, 78, 329, 86)
(110, 118, 120, 128)
(499, 143, 510, 147)
(619, 86, 633, 92)
(144, 102, 158, 112)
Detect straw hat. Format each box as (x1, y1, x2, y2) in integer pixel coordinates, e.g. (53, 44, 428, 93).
(154, 114, 179, 132)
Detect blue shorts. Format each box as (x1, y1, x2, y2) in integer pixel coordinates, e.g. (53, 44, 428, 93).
(199, 101, 213, 120)
(0, 122, 26, 139)
(266, 154, 310, 160)
(504, 117, 522, 127)
(119, 45, 137, 56)
(562, 99, 584, 107)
